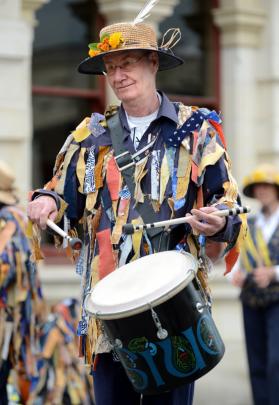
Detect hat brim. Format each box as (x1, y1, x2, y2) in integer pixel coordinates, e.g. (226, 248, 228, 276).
(78, 48, 184, 75)
(0, 190, 18, 205)
(243, 182, 279, 198)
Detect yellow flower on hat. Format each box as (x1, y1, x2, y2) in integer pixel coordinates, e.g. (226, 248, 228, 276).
(89, 48, 100, 57)
(88, 32, 124, 58)
(108, 32, 124, 49)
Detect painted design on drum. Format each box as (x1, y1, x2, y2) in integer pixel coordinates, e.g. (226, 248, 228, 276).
(197, 314, 223, 355)
(116, 314, 223, 391)
(117, 347, 149, 391)
(128, 337, 148, 352)
(128, 337, 158, 356)
(170, 336, 196, 373)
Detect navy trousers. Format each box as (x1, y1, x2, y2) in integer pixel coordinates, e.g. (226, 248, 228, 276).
(93, 353, 194, 405)
(242, 302, 279, 405)
(0, 359, 11, 405)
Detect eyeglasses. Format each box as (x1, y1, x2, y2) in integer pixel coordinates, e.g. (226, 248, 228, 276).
(104, 53, 147, 76)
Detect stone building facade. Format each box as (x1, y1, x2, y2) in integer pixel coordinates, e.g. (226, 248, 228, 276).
(0, 1, 275, 402)
(0, 0, 273, 196)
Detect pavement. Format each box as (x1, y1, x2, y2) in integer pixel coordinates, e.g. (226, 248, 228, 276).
(194, 340, 252, 405)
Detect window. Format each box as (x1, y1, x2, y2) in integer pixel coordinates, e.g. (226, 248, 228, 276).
(32, 0, 105, 189)
(32, 0, 105, 254)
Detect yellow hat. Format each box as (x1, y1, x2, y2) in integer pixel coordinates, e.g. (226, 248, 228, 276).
(0, 161, 18, 205)
(242, 164, 279, 198)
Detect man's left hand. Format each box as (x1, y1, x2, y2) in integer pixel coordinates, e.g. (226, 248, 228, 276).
(186, 206, 226, 236)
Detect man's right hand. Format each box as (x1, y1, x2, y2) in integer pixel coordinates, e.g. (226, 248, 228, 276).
(27, 196, 58, 230)
(231, 268, 246, 288)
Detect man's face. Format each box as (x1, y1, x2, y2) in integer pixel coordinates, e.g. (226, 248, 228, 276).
(253, 183, 278, 207)
(103, 50, 158, 103)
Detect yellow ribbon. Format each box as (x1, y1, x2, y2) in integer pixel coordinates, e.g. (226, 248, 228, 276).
(86, 192, 98, 212)
(111, 200, 130, 245)
(256, 228, 272, 267)
(72, 117, 91, 142)
(219, 153, 239, 205)
(131, 218, 143, 261)
(134, 157, 148, 204)
(198, 142, 225, 177)
(176, 146, 191, 200)
(76, 147, 86, 193)
(240, 226, 272, 271)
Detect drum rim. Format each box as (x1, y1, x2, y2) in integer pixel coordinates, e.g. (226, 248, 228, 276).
(85, 253, 197, 320)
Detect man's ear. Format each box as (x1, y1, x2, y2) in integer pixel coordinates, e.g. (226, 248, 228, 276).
(148, 51, 159, 72)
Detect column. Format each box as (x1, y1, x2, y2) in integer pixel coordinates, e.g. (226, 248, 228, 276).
(0, 0, 47, 204)
(213, 0, 266, 182)
(256, 0, 279, 164)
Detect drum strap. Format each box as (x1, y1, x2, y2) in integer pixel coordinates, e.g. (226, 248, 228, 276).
(107, 112, 183, 251)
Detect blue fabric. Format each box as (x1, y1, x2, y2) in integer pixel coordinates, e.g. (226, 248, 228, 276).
(242, 302, 279, 405)
(63, 148, 82, 220)
(93, 353, 194, 405)
(163, 109, 205, 148)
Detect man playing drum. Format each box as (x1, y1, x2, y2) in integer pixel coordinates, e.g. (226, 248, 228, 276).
(27, 2, 244, 404)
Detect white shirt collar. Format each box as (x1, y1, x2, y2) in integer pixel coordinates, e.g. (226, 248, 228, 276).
(256, 205, 279, 242)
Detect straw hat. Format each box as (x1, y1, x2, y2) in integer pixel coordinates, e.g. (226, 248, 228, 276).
(0, 160, 18, 205)
(242, 164, 279, 198)
(78, 22, 184, 75)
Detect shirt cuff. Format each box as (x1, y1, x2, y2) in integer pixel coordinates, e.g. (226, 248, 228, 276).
(31, 189, 68, 224)
(209, 214, 242, 244)
(32, 189, 61, 210)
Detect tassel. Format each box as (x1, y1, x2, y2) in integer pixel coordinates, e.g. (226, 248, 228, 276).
(160, 28, 181, 50)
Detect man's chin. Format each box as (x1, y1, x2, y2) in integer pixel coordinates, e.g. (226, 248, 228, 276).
(116, 90, 135, 102)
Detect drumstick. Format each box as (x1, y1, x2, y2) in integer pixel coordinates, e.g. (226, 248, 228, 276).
(123, 206, 250, 235)
(46, 219, 83, 250)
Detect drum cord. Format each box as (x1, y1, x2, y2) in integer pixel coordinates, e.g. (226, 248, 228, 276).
(140, 394, 143, 404)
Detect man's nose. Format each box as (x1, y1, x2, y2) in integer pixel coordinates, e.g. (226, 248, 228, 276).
(113, 65, 126, 80)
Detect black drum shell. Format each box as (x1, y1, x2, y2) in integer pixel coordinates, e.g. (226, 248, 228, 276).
(101, 278, 225, 395)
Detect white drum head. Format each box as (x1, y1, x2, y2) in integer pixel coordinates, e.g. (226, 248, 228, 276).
(85, 251, 197, 319)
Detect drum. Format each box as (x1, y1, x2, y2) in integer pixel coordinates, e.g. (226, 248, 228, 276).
(85, 251, 225, 395)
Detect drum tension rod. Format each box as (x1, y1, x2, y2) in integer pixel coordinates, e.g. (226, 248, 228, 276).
(149, 305, 168, 340)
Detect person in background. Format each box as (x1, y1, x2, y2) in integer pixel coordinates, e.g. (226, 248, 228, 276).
(27, 298, 94, 405)
(0, 160, 46, 405)
(27, 3, 245, 404)
(231, 164, 279, 405)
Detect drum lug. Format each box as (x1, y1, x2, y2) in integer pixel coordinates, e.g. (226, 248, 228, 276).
(196, 302, 206, 313)
(113, 338, 123, 349)
(196, 299, 212, 313)
(149, 306, 168, 340)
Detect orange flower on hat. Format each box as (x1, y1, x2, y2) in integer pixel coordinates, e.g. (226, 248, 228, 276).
(108, 32, 124, 49)
(98, 37, 110, 52)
